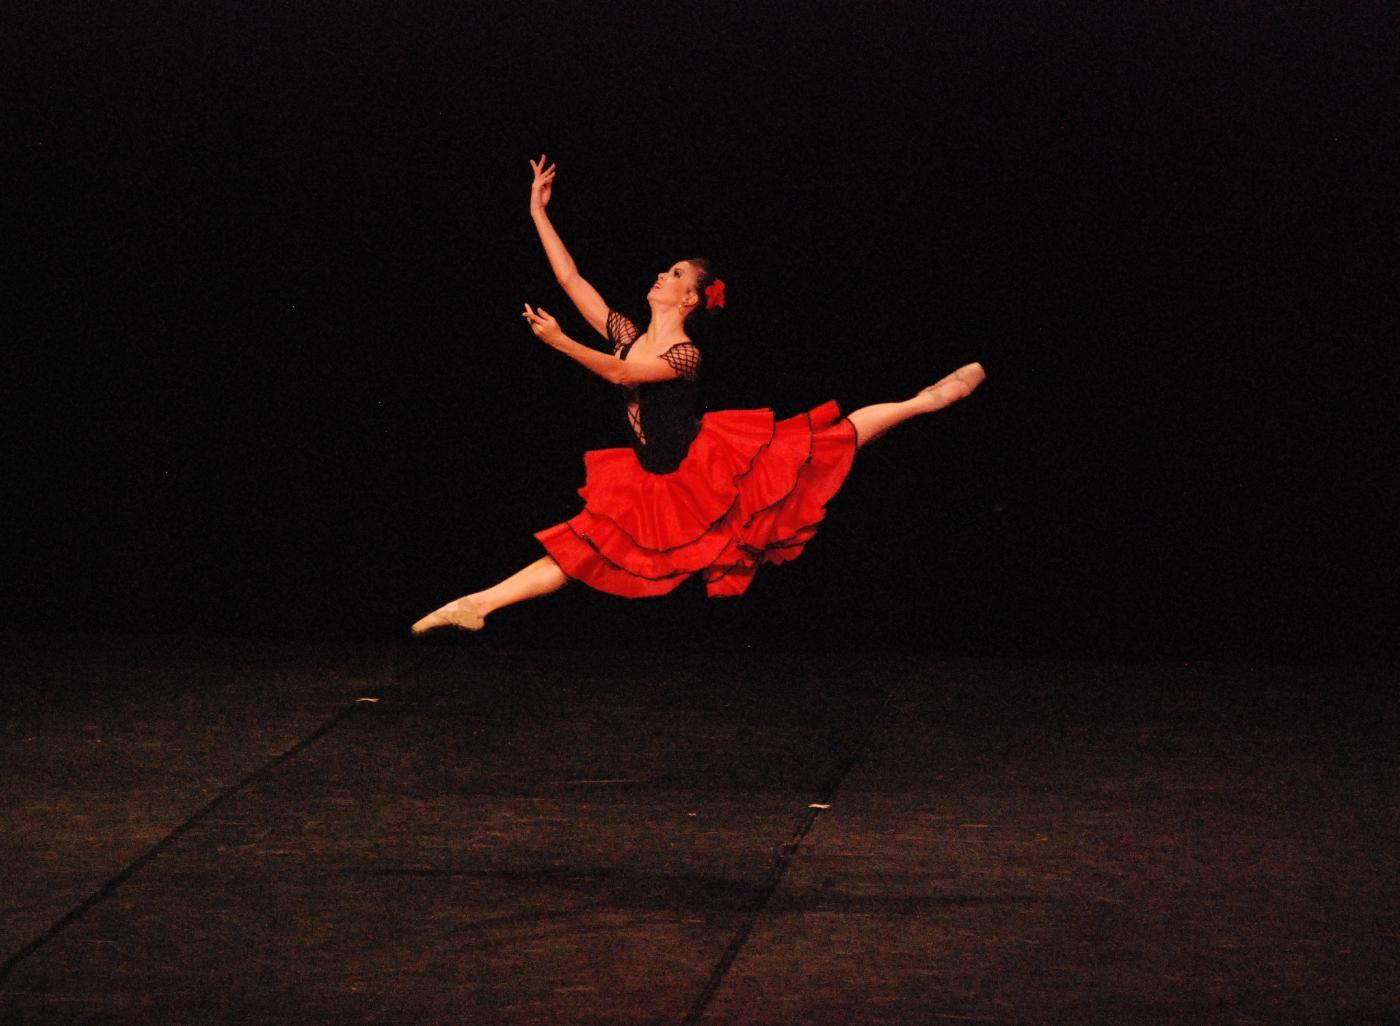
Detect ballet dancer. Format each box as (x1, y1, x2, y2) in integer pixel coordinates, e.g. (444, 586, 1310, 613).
(412, 155, 984, 634)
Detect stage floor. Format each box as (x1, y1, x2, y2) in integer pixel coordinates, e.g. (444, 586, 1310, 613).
(2, 634, 1394, 1024)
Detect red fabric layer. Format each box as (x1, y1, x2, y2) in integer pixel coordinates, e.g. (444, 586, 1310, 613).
(535, 401, 857, 599)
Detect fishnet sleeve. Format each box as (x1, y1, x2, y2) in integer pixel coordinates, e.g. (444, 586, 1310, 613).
(606, 309, 640, 355)
(659, 343, 701, 381)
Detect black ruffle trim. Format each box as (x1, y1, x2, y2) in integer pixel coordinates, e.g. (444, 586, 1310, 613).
(565, 522, 694, 583)
(566, 513, 839, 587)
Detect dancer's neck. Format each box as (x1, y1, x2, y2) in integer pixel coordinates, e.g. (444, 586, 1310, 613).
(644, 306, 691, 346)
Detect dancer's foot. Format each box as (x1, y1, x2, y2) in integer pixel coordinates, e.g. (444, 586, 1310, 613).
(915, 362, 985, 412)
(411, 597, 485, 636)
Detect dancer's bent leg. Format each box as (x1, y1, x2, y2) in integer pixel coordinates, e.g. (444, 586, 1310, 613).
(848, 362, 985, 448)
(412, 554, 568, 634)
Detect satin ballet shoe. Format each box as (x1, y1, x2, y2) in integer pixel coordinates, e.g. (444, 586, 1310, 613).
(411, 598, 485, 636)
(956, 361, 986, 390)
(919, 362, 985, 405)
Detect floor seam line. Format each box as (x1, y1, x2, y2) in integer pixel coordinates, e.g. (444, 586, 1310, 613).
(680, 682, 902, 1025)
(0, 698, 375, 984)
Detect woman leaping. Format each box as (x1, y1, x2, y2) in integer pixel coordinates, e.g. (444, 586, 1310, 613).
(411, 155, 984, 634)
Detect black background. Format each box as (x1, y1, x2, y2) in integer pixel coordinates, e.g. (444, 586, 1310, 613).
(9, 1, 1396, 661)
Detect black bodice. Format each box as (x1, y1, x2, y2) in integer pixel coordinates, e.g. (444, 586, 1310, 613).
(606, 309, 702, 474)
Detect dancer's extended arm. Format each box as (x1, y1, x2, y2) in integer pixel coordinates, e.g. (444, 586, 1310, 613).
(522, 304, 692, 388)
(529, 155, 610, 339)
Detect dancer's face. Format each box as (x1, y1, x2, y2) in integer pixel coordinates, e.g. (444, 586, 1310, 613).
(648, 261, 700, 316)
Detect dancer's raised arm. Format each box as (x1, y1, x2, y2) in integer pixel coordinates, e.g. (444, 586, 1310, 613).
(529, 155, 610, 340)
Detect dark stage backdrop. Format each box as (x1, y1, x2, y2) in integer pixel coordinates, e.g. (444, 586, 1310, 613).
(9, 2, 1396, 661)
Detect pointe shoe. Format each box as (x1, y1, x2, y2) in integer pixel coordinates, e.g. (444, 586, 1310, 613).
(411, 598, 485, 636)
(919, 362, 986, 405)
(956, 361, 986, 391)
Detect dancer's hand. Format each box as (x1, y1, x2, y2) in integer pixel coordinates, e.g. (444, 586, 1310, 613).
(522, 303, 565, 347)
(529, 154, 556, 213)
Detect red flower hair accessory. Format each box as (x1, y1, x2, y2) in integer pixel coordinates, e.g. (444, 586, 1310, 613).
(705, 278, 726, 310)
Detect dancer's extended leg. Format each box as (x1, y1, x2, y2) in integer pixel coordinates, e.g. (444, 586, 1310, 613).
(847, 362, 985, 448)
(412, 555, 568, 634)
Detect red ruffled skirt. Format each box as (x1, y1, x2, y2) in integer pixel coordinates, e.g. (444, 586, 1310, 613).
(535, 400, 858, 598)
